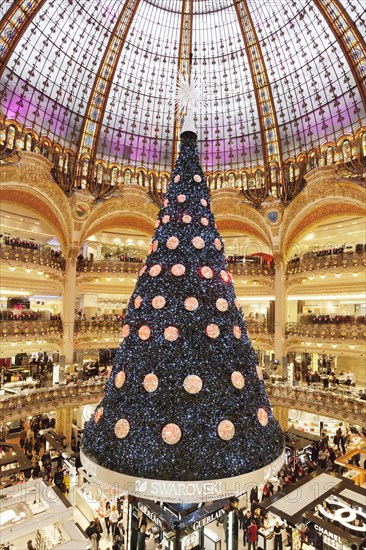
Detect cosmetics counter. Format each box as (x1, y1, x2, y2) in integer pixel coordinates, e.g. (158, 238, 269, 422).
(259, 469, 366, 550)
(0, 478, 89, 549)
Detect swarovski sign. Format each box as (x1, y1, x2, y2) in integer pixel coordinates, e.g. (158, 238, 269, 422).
(81, 449, 285, 503)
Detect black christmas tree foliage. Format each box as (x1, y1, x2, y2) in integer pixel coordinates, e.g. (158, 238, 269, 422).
(82, 132, 284, 481)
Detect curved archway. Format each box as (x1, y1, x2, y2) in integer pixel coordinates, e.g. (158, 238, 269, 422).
(0, 185, 71, 250)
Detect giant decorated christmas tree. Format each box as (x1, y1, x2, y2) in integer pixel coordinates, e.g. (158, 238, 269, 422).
(81, 112, 284, 496)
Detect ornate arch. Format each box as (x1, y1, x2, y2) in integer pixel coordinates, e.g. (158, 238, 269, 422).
(0, 155, 72, 249)
(281, 168, 366, 257)
(80, 190, 158, 243)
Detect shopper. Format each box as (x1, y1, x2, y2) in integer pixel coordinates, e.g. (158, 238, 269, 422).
(53, 466, 64, 490)
(241, 509, 252, 545)
(27, 541, 35, 550)
(286, 524, 293, 548)
(247, 519, 258, 550)
(273, 521, 283, 550)
(110, 504, 119, 539)
(86, 520, 98, 550)
(104, 500, 111, 535)
(137, 525, 150, 550)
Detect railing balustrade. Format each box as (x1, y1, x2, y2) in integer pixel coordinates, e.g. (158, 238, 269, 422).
(285, 322, 366, 341)
(286, 251, 366, 276)
(0, 245, 65, 270)
(1, 381, 365, 425)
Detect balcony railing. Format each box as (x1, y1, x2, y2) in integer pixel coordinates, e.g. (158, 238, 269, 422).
(74, 319, 123, 335)
(0, 320, 63, 341)
(77, 259, 143, 274)
(1, 380, 365, 425)
(285, 322, 366, 341)
(228, 263, 274, 278)
(0, 245, 65, 270)
(286, 251, 366, 276)
(266, 383, 366, 425)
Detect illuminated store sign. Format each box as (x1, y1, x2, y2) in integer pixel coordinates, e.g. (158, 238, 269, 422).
(314, 525, 342, 550)
(81, 450, 285, 503)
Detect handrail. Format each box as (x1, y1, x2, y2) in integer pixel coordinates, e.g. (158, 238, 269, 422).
(285, 322, 366, 341)
(0, 320, 63, 341)
(0, 245, 65, 270)
(1, 381, 365, 425)
(286, 251, 366, 276)
(77, 259, 143, 274)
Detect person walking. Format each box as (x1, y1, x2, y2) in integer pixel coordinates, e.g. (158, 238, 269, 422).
(273, 522, 283, 550)
(109, 504, 119, 539)
(104, 501, 111, 536)
(247, 520, 258, 550)
(241, 510, 252, 546)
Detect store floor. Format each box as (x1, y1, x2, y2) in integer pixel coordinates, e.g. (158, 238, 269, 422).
(72, 508, 250, 550)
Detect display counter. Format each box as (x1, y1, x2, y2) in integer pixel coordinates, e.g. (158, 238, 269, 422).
(75, 478, 126, 522)
(0, 478, 89, 547)
(257, 512, 287, 550)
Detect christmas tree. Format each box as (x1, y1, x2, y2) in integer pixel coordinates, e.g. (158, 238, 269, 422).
(82, 114, 284, 485)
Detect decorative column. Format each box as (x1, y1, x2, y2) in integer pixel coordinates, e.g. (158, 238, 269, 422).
(274, 252, 287, 378)
(273, 406, 289, 432)
(56, 406, 73, 446)
(62, 251, 77, 365)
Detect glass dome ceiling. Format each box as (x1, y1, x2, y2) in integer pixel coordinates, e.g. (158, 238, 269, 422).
(0, 0, 365, 174)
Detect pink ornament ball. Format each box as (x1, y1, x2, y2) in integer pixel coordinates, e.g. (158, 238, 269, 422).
(171, 264, 186, 276)
(163, 199, 169, 207)
(177, 194, 186, 203)
(258, 408, 269, 427)
(235, 298, 241, 309)
(233, 325, 242, 339)
(214, 238, 222, 251)
(200, 198, 208, 207)
(182, 214, 192, 224)
(152, 295, 166, 309)
(231, 371, 245, 389)
(121, 324, 130, 338)
(193, 174, 202, 182)
(155, 219, 160, 228)
(134, 295, 142, 309)
(174, 175, 180, 183)
(183, 375, 203, 394)
(115, 371, 126, 389)
(201, 217, 209, 227)
(149, 264, 162, 277)
(162, 215, 170, 224)
(200, 266, 214, 279)
(192, 236, 205, 250)
(143, 373, 159, 393)
(166, 236, 179, 250)
(206, 323, 220, 339)
(115, 418, 130, 439)
(152, 240, 159, 252)
(94, 407, 103, 423)
(221, 270, 231, 283)
(256, 366, 264, 380)
(164, 326, 179, 341)
(138, 325, 151, 340)
(216, 298, 228, 312)
(162, 423, 181, 445)
(139, 265, 147, 276)
(184, 297, 199, 311)
(217, 420, 235, 441)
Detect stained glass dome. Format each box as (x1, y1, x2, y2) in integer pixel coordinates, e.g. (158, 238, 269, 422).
(0, 0, 365, 175)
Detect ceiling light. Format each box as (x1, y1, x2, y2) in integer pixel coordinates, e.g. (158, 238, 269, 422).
(352, 273, 359, 277)
(8, 267, 16, 271)
(106, 278, 111, 282)
(334, 274, 342, 278)
(37, 271, 44, 275)
(308, 276, 314, 281)
(319, 275, 327, 279)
